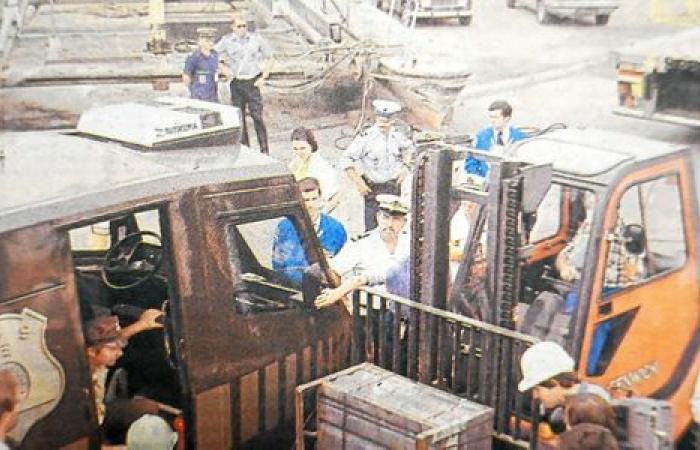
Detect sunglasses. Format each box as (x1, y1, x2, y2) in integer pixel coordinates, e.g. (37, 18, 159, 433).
(234, 23, 248, 28)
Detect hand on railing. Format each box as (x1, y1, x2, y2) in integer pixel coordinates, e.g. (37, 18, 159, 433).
(314, 275, 368, 309)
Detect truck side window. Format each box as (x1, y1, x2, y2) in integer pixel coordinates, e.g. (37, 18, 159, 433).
(225, 217, 308, 314)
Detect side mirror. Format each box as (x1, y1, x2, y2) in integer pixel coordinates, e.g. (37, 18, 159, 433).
(623, 224, 645, 255)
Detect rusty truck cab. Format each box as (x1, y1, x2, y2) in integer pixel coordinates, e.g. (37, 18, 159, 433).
(0, 100, 350, 449)
(506, 129, 700, 441)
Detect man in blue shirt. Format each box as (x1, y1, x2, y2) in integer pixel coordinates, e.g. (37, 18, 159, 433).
(273, 177, 347, 286)
(464, 100, 528, 177)
(182, 28, 222, 102)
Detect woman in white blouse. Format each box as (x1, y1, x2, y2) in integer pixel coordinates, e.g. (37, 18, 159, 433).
(288, 127, 341, 212)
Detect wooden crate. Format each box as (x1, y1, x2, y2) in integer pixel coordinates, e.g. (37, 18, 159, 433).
(296, 363, 493, 450)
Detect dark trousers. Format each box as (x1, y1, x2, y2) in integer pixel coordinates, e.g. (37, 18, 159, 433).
(230, 78, 269, 154)
(363, 178, 401, 231)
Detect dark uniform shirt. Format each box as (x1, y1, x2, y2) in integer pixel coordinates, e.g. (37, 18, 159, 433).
(183, 49, 219, 102)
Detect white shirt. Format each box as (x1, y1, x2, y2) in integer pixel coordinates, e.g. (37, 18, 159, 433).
(331, 228, 410, 288)
(214, 32, 272, 79)
(340, 125, 411, 184)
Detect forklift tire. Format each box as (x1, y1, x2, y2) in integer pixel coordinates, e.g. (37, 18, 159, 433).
(459, 16, 472, 25)
(506, 0, 516, 8)
(536, 0, 554, 24)
(595, 14, 610, 25)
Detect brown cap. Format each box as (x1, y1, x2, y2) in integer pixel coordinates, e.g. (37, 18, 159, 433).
(84, 316, 126, 347)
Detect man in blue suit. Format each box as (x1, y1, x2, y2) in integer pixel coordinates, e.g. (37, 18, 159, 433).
(464, 100, 528, 178)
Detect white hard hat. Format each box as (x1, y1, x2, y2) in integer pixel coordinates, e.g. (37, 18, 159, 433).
(127, 414, 178, 450)
(518, 341, 574, 392)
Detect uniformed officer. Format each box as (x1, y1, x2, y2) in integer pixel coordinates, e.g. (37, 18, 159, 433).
(182, 27, 221, 103)
(340, 100, 413, 231)
(315, 194, 410, 309)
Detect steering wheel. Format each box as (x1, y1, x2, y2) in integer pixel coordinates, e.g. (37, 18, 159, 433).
(102, 231, 163, 290)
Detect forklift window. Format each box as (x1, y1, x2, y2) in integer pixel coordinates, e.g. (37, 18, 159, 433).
(529, 184, 562, 243)
(225, 217, 307, 314)
(588, 175, 687, 375)
(605, 174, 686, 289)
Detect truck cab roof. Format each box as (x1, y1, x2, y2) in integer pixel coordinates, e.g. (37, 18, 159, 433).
(0, 102, 287, 234)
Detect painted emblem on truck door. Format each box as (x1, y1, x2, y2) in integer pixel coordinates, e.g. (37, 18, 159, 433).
(0, 308, 65, 443)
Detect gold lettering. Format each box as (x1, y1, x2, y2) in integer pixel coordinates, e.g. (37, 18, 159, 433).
(0, 343, 11, 359)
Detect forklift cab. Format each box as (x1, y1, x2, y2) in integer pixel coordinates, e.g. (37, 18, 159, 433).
(490, 129, 700, 441)
(0, 99, 351, 449)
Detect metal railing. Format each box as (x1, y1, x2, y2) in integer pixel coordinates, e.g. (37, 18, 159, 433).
(350, 287, 540, 448)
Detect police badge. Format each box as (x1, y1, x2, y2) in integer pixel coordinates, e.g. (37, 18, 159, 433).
(0, 308, 65, 444)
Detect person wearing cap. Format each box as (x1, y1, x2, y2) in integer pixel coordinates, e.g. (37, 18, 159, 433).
(272, 176, 347, 286)
(464, 100, 527, 179)
(340, 99, 413, 231)
(182, 28, 223, 103)
(214, 13, 273, 154)
(315, 194, 410, 309)
(126, 414, 177, 450)
(84, 311, 163, 444)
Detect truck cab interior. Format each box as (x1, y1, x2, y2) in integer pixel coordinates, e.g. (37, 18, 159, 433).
(69, 206, 182, 409)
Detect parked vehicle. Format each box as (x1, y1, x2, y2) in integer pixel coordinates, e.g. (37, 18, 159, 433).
(0, 98, 351, 449)
(378, 0, 473, 26)
(614, 27, 700, 127)
(507, 0, 619, 25)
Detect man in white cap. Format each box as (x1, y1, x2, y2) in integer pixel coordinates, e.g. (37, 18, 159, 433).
(518, 341, 610, 411)
(340, 100, 413, 231)
(315, 194, 410, 308)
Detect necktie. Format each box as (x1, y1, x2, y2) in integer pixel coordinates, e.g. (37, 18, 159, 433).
(496, 130, 504, 146)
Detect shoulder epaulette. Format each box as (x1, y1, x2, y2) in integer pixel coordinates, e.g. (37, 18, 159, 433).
(350, 231, 370, 242)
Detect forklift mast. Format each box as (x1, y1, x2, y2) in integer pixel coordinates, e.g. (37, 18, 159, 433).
(410, 142, 551, 329)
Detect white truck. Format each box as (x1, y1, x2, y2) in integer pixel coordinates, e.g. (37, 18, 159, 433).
(614, 27, 700, 127)
(507, 0, 619, 25)
(378, 0, 473, 26)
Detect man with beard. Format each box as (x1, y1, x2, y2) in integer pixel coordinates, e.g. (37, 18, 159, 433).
(314, 194, 410, 309)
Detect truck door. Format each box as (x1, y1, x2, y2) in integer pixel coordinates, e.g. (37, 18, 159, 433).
(0, 225, 95, 450)
(170, 184, 351, 449)
(578, 157, 700, 438)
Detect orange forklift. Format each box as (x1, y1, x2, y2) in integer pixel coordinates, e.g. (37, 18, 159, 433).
(302, 128, 700, 449)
